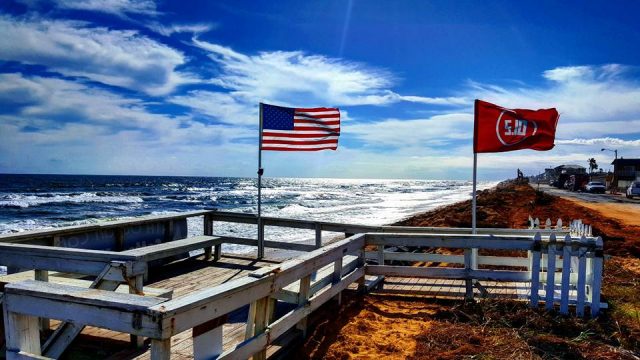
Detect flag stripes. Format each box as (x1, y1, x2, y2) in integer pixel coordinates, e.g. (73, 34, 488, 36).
(261, 104, 340, 151)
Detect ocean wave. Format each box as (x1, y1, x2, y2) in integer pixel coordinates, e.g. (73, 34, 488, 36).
(0, 192, 144, 208)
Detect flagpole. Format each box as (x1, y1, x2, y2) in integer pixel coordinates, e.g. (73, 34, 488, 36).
(257, 103, 264, 259)
(471, 152, 478, 269)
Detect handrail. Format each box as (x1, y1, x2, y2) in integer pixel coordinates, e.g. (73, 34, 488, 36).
(2, 231, 604, 360)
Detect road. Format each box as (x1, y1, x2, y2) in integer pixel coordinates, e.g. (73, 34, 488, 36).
(536, 184, 640, 205)
(535, 184, 640, 227)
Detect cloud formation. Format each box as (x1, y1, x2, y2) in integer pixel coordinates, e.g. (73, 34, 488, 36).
(0, 15, 197, 95)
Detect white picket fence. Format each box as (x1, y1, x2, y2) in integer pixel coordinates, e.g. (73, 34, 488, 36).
(528, 216, 592, 237)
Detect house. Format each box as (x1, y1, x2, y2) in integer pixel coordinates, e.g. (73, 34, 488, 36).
(612, 158, 640, 190)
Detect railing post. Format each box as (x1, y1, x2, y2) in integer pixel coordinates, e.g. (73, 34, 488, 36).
(203, 214, 213, 260)
(4, 308, 41, 358)
(315, 223, 322, 249)
(115, 227, 125, 251)
(357, 248, 366, 293)
(258, 219, 265, 259)
(545, 233, 557, 310)
(151, 338, 171, 360)
(34, 269, 50, 331)
(297, 275, 312, 338)
(193, 316, 226, 360)
(530, 233, 542, 308)
(333, 257, 344, 305)
(464, 247, 474, 300)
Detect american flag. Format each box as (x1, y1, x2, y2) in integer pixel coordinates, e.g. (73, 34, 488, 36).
(260, 103, 340, 151)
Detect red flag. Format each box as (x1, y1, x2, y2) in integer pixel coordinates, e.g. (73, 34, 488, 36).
(474, 99, 559, 153)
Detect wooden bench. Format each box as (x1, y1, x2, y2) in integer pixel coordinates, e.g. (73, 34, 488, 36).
(121, 235, 224, 262)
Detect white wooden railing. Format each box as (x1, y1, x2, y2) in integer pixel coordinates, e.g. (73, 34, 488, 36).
(0, 212, 601, 360)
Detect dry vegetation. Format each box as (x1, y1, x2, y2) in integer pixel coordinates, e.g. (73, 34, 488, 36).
(296, 181, 640, 359)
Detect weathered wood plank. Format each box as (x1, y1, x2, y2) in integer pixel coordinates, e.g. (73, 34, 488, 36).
(122, 236, 224, 261)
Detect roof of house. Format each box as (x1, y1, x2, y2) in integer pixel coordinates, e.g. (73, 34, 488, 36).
(554, 164, 585, 170)
(611, 158, 640, 166)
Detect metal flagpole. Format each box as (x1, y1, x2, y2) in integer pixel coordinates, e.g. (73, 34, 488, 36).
(257, 103, 264, 258)
(471, 152, 478, 268)
(472, 152, 477, 233)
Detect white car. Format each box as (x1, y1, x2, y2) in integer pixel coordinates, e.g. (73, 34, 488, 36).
(585, 181, 606, 193)
(627, 181, 640, 199)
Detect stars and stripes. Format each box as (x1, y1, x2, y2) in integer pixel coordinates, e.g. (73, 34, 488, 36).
(260, 103, 340, 151)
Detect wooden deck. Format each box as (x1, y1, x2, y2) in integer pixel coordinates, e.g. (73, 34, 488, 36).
(50, 253, 576, 360)
(57, 253, 287, 360)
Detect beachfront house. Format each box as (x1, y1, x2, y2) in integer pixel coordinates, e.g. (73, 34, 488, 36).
(612, 158, 640, 191)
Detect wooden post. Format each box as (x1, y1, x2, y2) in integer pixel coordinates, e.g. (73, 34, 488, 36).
(333, 257, 343, 305)
(4, 310, 41, 358)
(376, 245, 385, 290)
(163, 220, 174, 242)
(576, 239, 587, 317)
(560, 235, 572, 315)
(151, 338, 171, 360)
(34, 269, 50, 332)
(297, 275, 312, 338)
(115, 227, 125, 251)
(192, 316, 226, 360)
(252, 297, 270, 360)
(130, 274, 145, 347)
(590, 237, 604, 317)
(315, 223, 322, 249)
(545, 233, 557, 310)
(203, 214, 213, 260)
(529, 233, 542, 308)
(356, 249, 366, 293)
(464, 248, 473, 300)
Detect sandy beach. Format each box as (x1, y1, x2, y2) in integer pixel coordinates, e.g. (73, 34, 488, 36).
(296, 181, 640, 359)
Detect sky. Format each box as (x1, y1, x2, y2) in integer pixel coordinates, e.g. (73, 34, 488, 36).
(0, 0, 639, 180)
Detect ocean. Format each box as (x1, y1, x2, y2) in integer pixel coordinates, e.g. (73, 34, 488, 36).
(0, 174, 496, 253)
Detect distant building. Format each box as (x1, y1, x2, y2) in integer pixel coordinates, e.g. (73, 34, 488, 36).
(555, 164, 587, 175)
(612, 158, 640, 190)
(545, 164, 587, 188)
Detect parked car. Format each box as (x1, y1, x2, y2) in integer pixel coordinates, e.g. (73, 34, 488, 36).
(627, 181, 640, 198)
(585, 181, 606, 193)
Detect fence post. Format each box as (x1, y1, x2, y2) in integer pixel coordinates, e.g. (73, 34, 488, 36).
(529, 233, 542, 308)
(560, 234, 572, 315)
(545, 218, 552, 229)
(464, 247, 474, 300)
(590, 237, 604, 317)
(545, 233, 557, 310)
(576, 237, 588, 317)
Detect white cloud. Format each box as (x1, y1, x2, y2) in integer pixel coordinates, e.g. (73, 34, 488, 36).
(0, 73, 252, 147)
(0, 15, 198, 95)
(346, 113, 472, 148)
(169, 90, 256, 125)
(147, 22, 215, 37)
(191, 38, 464, 108)
(54, 0, 158, 18)
(556, 137, 640, 147)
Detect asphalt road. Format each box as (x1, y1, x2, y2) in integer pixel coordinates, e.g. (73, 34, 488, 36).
(535, 184, 640, 205)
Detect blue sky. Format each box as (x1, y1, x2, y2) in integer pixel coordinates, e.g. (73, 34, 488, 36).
(1, 0, 639, 180)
